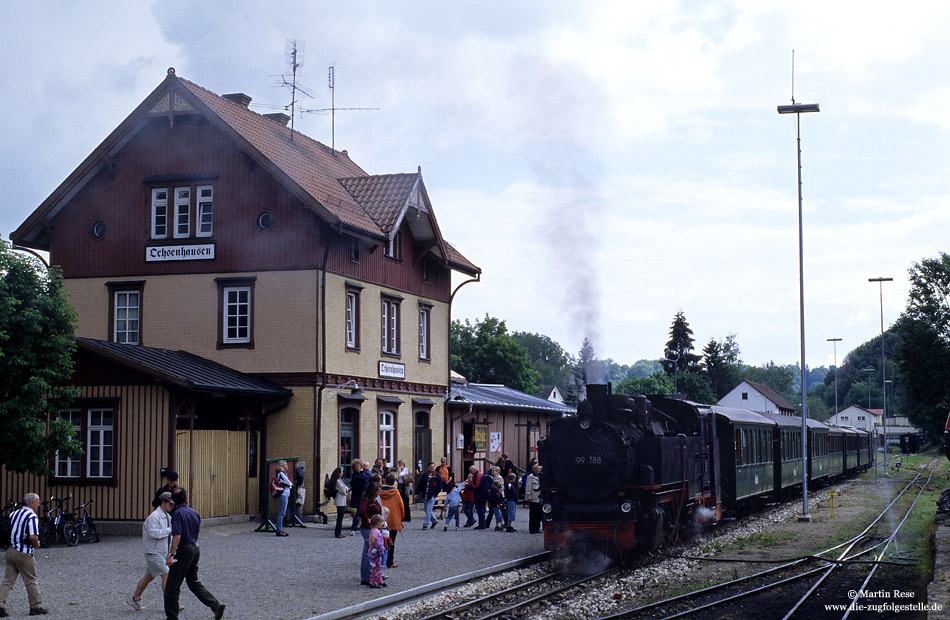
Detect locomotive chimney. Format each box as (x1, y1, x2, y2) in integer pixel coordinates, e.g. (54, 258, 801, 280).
(586, 383, 610, 415)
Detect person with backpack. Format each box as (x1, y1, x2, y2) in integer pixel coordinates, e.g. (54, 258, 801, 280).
(327, 468, 349, 538)
(272, 461, 292, 537)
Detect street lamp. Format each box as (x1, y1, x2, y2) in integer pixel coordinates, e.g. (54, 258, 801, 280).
(778, 96, 820, 522)
(660, 354, 679, 393)
(869, 276, 893, 474)
(827, 338, 841, 417)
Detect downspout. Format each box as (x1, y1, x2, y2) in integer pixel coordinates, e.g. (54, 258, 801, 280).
(447, 273, 480, 477)
(314, 237, 331, 510)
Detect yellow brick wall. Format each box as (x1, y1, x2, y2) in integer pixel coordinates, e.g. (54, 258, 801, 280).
(64, 271, 318, 373)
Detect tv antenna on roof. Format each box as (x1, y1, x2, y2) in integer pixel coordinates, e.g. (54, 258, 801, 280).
(278, 38, 314, 140)
(300, 65, 378, 151)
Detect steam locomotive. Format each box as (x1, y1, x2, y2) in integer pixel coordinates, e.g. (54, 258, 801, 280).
(537, 384, 873, 559)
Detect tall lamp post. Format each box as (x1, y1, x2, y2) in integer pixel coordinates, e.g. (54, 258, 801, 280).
(827, 338, 842, 418)
(869, 276, 892, 474)
(778, 98, 819, 522)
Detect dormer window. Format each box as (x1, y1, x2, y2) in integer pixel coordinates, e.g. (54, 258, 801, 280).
(149, 181, 214, 240)
(385, 230, 403, 260)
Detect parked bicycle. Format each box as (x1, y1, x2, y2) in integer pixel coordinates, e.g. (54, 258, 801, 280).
(64, 500, 99, 544)
(0, 500, 22, 550)
(38, 494, 77, 548)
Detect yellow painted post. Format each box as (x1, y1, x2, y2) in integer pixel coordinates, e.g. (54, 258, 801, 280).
(829, 489, 835, 519)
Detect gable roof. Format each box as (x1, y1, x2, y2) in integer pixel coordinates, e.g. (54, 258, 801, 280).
(77, 338, 291, 398)
(12, 68, 479, 276)
(740, 380, 796, 411)
(447, 383, 575, 416)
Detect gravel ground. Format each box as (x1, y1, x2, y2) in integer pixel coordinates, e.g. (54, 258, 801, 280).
(0, 507, 543, 620)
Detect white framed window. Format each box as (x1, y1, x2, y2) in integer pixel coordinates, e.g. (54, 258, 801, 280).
(174, 187, 191, 238)
(87, 408, 114, 478)
(55, 406, 114, 480)
(223, 286, 251, 344)
(113, 290, 140, 344)
(381, 297, 400, 355)
(419, 305, 430, 360)
(379, 411, 395, 467)
(346, 290, 360, 349)
(55, 410, 82, 478)
(151, 188, 168, 239)
(197, 185, 213, 237)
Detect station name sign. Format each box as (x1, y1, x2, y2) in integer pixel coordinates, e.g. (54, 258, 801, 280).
(146, 244, 215, 262)
(379, 361, 406, 380)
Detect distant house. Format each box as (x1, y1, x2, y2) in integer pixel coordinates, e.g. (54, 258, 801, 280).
(718, 380, 796, 416)
(446, 376, 574, 476)
(829, 405, 880, 433)
(541, 385, 565, 405)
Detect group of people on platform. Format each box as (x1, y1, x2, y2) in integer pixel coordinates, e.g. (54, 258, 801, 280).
(322, 454, 544, 588)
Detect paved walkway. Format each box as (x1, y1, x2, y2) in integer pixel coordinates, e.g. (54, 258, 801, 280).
(0, 507, 543, 620)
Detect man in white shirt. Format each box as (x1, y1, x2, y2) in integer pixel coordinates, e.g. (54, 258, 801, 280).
(127, 492, 174, 611)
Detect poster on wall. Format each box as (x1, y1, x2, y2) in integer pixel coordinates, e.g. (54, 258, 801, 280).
(490, 432, 502, 453)
(474, 425, 488, 452)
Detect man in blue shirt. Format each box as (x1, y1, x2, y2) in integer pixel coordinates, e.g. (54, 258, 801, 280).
(0, 493, 47, 616)
(164, 488, 225, 620)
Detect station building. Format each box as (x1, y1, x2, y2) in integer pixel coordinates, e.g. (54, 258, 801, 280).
(6, 68, 479, 522)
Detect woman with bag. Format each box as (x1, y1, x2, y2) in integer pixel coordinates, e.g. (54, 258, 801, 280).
(328, 468, 349, 538)
(273, 461, 292, 537)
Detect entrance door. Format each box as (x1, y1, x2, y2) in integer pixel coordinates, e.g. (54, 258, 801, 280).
(414, 410, 431, 473)
(176, 430, 249, 517)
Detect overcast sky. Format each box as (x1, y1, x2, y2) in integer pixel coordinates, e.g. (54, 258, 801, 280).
(3, 1, 949, 369)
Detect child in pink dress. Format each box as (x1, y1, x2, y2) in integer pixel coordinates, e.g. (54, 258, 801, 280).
(367, 515, 387, 588)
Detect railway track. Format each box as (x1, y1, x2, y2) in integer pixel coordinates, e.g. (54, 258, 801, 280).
(589, 459, 937, 620)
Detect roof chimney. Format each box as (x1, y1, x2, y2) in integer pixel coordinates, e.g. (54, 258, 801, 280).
(263, 112, 291, 127)
(222, 93, 252, 108)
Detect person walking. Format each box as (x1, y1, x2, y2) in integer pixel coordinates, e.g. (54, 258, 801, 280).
(0, 493, 47, 616)
(525, 464, 543, 534)
(460, 473, 476, 527)
(128, 492, 174, 611)
(414, 462, 442, 530)
(164, 488, 225, 620)
(273, 460, 292, 537)
(504, 473, 519, 531)
(443, 483, 462, 531)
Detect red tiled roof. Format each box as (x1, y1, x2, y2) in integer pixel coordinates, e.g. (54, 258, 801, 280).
(13, 70, 479, 275)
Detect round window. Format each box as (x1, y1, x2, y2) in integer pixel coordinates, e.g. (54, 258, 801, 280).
(257, 212, 274, 230)
(90, 220, 108, 239)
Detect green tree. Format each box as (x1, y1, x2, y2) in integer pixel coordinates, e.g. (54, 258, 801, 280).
(450, 315, 541, 394)
(571, 338, 603, 400)
(894, 252, 950, 440)
(511, 331, 572, 396)
(0, 242, 82, 475)
(614, 373, 675, 396)
(742, 362, 795, 403)
(677, 371, 716, 403)
(663, 311, 700, 377)
(702, 333, 743, 400)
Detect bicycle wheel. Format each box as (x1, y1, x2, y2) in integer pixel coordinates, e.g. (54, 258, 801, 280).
(62, 520, 79, 547)
(86, 517, 99, 543)
(38, 521, 52, 548)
